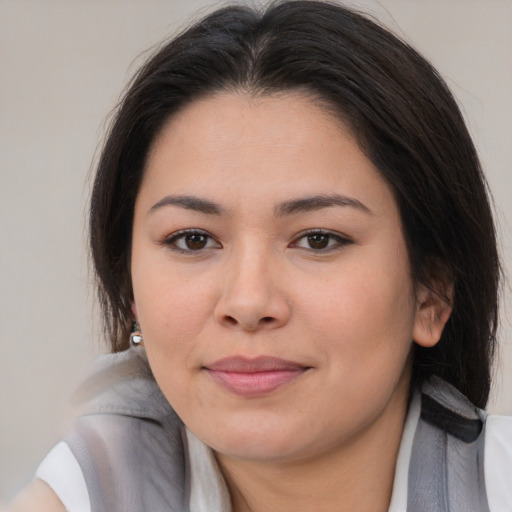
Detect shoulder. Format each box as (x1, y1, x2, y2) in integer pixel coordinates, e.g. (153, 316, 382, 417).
(5, 479, 66, 512)
(17, 349, 188, 512)
(66, 346, 185, 469)
(486, 413, 512, 442)
(485, 415, 512, 510)
(62, 347, 188, 511)
(407, 377, 505, 511)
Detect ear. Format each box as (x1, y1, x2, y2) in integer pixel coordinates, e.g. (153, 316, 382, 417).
(131, 302, 138, 321)
(412, 282, 453, 348)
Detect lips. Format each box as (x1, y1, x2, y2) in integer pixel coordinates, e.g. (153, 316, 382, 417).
(205, 356, 309, 397)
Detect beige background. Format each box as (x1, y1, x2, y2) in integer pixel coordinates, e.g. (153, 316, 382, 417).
(1, 0, 511, 503)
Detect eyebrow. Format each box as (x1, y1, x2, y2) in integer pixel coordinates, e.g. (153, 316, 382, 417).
(148, 193, 372, 217)
(149, 195, 224, 216)
(275, 194, 373, 217)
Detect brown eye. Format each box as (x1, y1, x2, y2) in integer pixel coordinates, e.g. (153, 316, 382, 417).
(185, 233, 208, 250)
(307, 234, 330, 250)
(292, 230, 352, 252)
(164, 230, 221, 252)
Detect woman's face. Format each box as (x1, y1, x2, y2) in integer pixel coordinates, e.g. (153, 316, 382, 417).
(131, 92, 431, 463)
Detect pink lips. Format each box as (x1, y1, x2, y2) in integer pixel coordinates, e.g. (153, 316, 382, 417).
(205, 356, 309, 397)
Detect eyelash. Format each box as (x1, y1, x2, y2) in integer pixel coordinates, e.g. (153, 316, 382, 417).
(290, 229, 353, 253)
(161, 229, 221, 254)
(161, 229, 352, 254)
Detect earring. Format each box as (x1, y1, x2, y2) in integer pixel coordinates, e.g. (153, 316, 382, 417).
(130, 321, 143, 346)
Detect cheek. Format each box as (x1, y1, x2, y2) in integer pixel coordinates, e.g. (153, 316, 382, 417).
(132, 259, 217, 356)
(306, 270, 414, 333)
(297, 258, 416, 370)
(134, 274, 214, 404)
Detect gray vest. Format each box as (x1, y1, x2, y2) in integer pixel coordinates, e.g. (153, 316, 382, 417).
(66, 348, 489, 511)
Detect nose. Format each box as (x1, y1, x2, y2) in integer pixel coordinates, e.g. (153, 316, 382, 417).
(214, 246, 291, 332)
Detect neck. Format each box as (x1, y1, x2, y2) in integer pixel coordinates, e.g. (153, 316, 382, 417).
(215, 384, 410, 512)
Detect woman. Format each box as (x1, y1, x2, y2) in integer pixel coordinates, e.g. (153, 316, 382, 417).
(9, 1, 510, 511)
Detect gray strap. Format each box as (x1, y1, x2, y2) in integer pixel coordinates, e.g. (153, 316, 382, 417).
(408, 378, 489, 511)
(65, 348, 191, 511)
(66, 412, 189, 512)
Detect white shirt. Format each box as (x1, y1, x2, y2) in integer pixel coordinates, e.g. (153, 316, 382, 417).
(36, 393, 512, 512)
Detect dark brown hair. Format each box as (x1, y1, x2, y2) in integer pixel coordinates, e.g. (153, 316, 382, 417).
(90, 1, 500, 407)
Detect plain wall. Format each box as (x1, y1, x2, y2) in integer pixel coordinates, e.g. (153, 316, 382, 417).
(1, 0, 511, 503)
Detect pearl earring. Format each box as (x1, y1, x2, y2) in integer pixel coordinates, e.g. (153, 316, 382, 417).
(130, 321, 143, 346)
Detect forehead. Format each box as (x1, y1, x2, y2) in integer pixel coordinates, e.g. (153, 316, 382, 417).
(150, 91, 350, 155)
(141, 91, 394, 216)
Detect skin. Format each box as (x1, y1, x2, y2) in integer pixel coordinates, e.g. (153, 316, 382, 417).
(5, 479, 65, 512)
(8, 91, 451, 512)
(131, 92, 452, 512)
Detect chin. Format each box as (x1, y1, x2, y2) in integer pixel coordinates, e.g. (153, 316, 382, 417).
(198, 415, 314, 463)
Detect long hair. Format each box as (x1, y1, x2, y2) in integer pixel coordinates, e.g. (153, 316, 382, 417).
(89, 1, 500, 407)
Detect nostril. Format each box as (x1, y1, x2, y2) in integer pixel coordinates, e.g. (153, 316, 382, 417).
(221, 315, 275, 329)
(224, 316, 238, 326)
